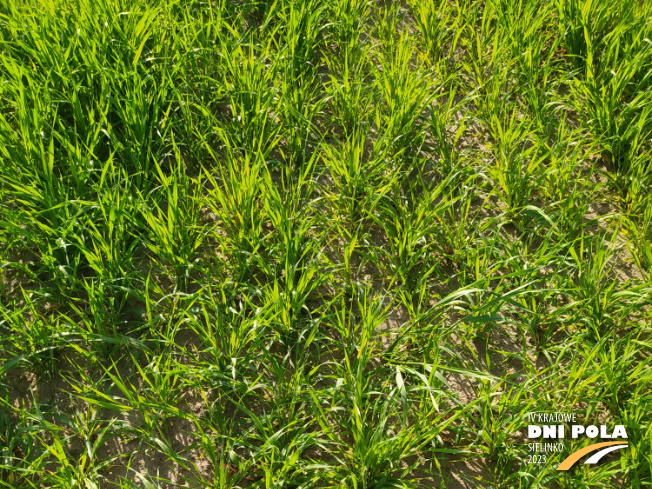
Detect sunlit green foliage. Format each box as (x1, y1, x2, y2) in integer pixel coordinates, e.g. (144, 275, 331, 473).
(0, 0, 651, 487)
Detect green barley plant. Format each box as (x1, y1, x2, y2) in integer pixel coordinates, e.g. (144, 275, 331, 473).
(0, 399, 38, 486)
(407, 0, 458, 65)
(0, 292, 75, 374)
(220, 37, 282, 156)
(373, 1, 405, 57)
(624, 200, 652, 278)
(139, 152, 206, 291)
(373, 34, 436, 162)
(181, 284, 268, 380)
(325, 53, 376, 137)
(204, 148, 267, 283)
(371, 171, 460, 297)
(484, 109, 547, 216)
(235, 349, 325, 488)
(427, 89, 470, 177)
(0, 398, 49, 487)
(327, 0, 371, 62)
(260, 162, 327, 340)
(322, 129, 393, 227)
(571, 45, 652, 178)
(275, 0, 327, 167)
(553, 0, 614, 71)
(568, 232, 622, 333)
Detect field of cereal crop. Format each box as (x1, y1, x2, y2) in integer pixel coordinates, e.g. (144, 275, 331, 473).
(0, 0, 651, 487)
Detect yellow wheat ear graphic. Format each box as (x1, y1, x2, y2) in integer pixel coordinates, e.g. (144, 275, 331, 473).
(556, 442, 629, 470)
